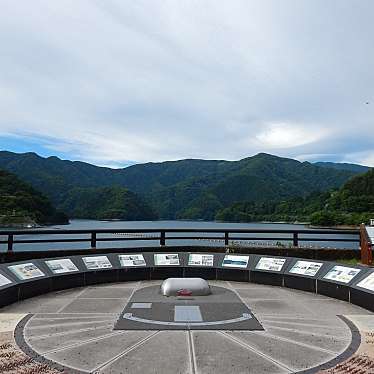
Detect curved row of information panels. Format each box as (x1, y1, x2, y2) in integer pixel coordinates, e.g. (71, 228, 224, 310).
(0, 252, 373, 312)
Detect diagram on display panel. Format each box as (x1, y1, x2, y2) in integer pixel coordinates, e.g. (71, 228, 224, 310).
(114, 277, 263, 331)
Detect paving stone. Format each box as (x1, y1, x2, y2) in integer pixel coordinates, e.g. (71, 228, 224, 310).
(78, 287, 134, 299)
(59, 298, 127, 313)
(192, 330, 288, 374)
(44, 331, 152, 372)
(8, 280, 374, 374)
(100, 331, 190, 374)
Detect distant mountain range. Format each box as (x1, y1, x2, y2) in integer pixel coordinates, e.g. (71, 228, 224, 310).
(218, 167, 374, 226)
(314, 162, 369, 173)
(0, 150, 369, 221)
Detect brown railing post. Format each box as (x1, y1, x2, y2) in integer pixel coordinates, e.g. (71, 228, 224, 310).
(7, 234, 13, 252)
(160, 231, 166, 246)
(293, 233, 298, 247)
(360, 224, 372, 265)
(224, 232, 229, 246)
(90, 232, 97, 249)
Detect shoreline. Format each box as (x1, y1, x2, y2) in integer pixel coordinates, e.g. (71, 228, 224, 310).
(307, 224, 359, 230)
(0, 218, 360, 231)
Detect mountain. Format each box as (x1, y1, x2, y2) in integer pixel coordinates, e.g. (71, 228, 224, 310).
(314, 161, 369, 174)
(0, 151, 127, 204)
(145, 153, 363, 219)
(0, 169, 68, 226)
(309, 168, 374, 226)
(217, 168, 374, 226)
(59, 186, 158, 220)
(0, 151, 366, 220)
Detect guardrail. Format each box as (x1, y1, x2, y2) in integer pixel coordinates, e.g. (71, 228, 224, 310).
(0, 228, 360, 253)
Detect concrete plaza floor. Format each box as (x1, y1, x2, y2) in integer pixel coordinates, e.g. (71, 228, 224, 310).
(1, 280, 374, 374)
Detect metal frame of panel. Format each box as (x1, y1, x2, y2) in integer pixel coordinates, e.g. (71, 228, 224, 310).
(42, 255, 86, 291)
(283, 258, 328, 293)
(316, 262, 368, 302)
(116, 252, 152, 282)
(250, 255, 291, 286)
(216, 253, 251, 281)
(0, 252, 373, 313)
(349, 268, 374, 311)
(0, 268, 18, 307)
(1, 259, 51, 300)
(184, 252, 219, 279)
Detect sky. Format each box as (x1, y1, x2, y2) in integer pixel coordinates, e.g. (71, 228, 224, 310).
(0, 0, 373, 168)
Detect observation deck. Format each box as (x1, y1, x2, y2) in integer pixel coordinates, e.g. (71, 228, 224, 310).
(0, 227, 374, 373)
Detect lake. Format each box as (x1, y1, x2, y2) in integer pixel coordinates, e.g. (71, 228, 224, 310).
(0, 219, 359, 252)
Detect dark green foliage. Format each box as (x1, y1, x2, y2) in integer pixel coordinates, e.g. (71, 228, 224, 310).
(179, 193, 223, 220)
(0, 169, 68, 226)
(59, 186, 158, 220)
(0, 151, 365, 220)
(310, 211, 342, 226)
(314, 162, 369, 173)
(216, 169, 374, 226)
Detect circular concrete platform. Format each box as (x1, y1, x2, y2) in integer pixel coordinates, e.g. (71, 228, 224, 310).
(1, 280, 373, 374)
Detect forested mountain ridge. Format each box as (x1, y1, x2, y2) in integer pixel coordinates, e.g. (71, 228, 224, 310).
(0, 150, 366, 220)
(0, 169, 68, 226)
(314, 161, 369, 173)
(59, 186, 158, 220)
(217, 168, 374, 226)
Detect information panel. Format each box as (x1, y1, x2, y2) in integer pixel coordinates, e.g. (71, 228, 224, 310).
(222, 255, 249, 268)
(82, 256, 112, 270)
(323, 266, 361, 284)
(8, 263, 45, 280)
(45, 259, 79, 274)
(0, 273, 12, 287)
(119, 254, 146, 267)
(154, 254, 180, 266)
(289, 261, 323, 277)
(356, 272, 374, 292)
(188, 254, 214, 267)
(255, 257, 286, 272)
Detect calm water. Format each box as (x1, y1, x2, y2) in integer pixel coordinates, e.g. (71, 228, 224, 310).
(0, 219, 359, 252)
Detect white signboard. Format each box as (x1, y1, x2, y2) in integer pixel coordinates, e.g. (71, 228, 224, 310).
(256, 257, 286, 272)
(119, 254, 146, 267)
(222, 255, 249, 268)
(154, 254, 180, 266)
(323, 265, 361, 284)
(356, 272, 374, 292)
(45, 259, 79, 274)
(367, 226, 374, 241)
(188, 254, 214, 267)
(289, 261, 323, 277)
(0, 273, 12, 287)
(82, 256, 112, 270)
(8, 263, 45, 280)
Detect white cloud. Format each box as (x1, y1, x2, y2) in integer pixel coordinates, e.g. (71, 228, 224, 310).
(342, 151, 374, 167)
(0, 0, 373, 165)
(255, 123, 329, 149)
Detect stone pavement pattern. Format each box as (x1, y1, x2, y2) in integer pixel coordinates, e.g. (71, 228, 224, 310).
(1, 280, 374, 373)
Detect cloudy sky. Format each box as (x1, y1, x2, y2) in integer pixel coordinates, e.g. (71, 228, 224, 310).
(0, 0, 373, 167)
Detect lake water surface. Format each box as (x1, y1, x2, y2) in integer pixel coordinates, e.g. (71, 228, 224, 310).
(0, 219, 359, 252)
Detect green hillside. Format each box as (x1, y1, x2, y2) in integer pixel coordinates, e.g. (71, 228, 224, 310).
(0, 169, 68, 226)
(217, 168, 374, 226)
(314, 161, 369, 173)
(0, 151, 365, 220)
(59, 186, 158, 220)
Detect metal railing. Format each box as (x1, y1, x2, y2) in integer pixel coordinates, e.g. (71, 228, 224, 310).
(0, 228, 360, 253)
